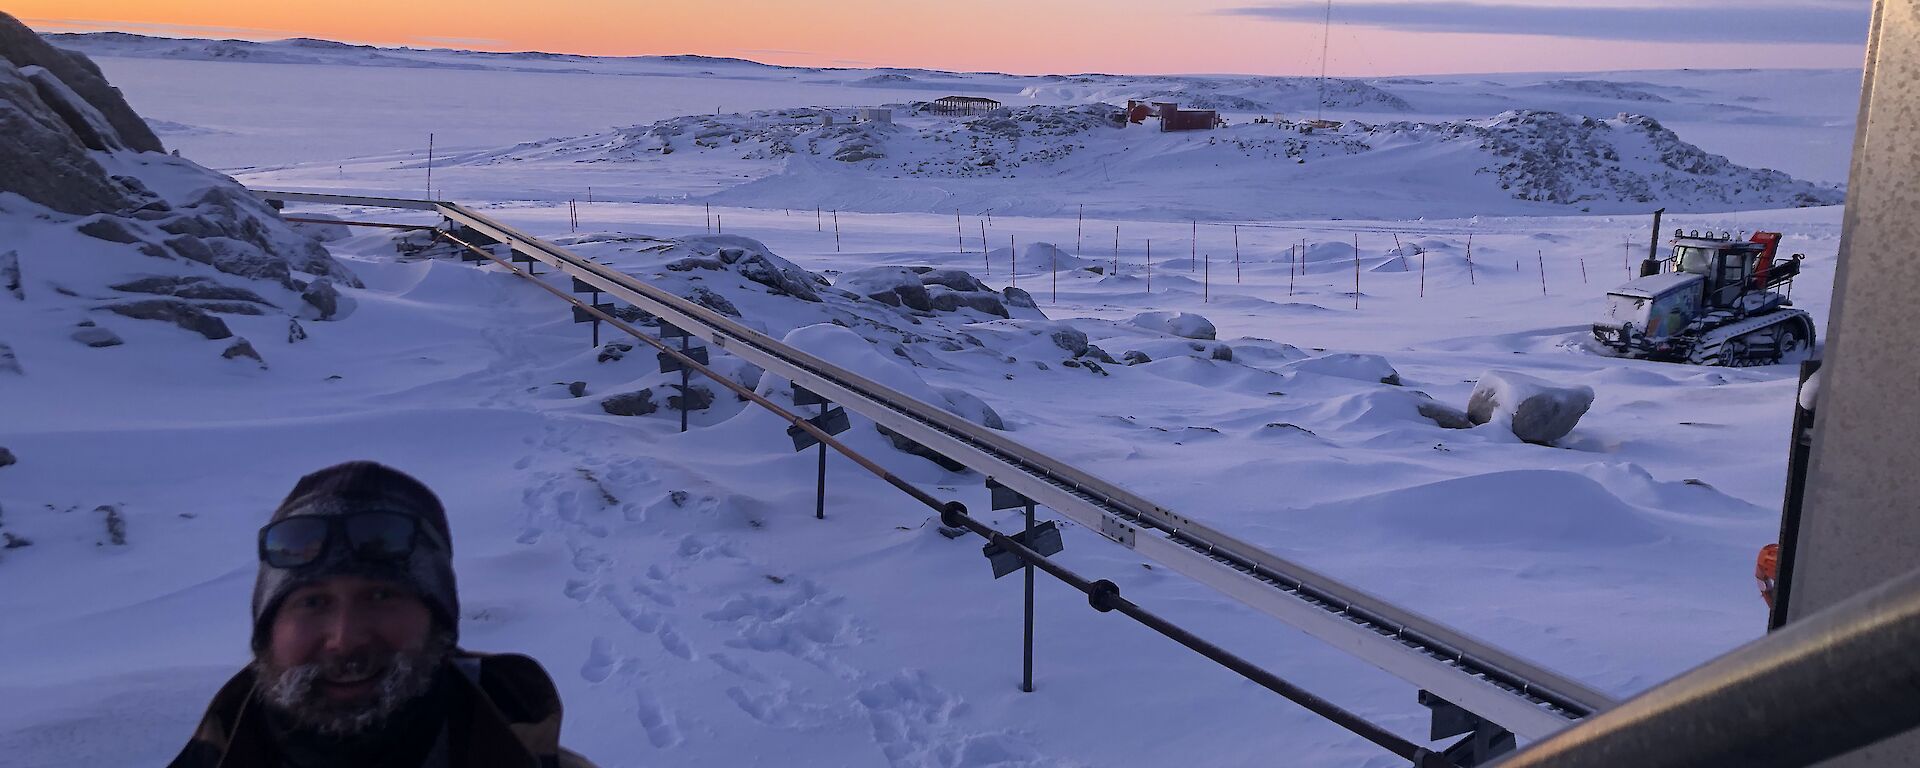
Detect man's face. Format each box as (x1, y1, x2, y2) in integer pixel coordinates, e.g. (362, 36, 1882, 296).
(258, 574, 445, 736)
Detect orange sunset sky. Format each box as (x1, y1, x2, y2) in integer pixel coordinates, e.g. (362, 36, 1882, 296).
(18, 1, 1871, 76)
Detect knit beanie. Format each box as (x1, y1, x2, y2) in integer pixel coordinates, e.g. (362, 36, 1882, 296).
(251, 461, 459, 651)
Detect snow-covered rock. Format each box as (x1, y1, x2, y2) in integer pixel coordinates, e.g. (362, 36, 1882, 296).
(1284, 353, 1401, 385)
(0, 16, 362, 374)
(1130, 311, 1216, 340)
(601, 389, 658, 416)
(1467, 370, 1596, 445)
(839, 266, 932, 311)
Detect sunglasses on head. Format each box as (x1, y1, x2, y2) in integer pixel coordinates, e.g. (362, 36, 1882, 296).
(257, 511, 439, 569)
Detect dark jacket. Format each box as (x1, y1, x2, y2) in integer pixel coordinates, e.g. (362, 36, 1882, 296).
(169, 652, 595, 768)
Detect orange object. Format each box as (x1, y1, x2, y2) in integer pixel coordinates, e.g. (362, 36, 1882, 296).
(1750, 231, 1782, 289)
(1756, 543, 1781, 609)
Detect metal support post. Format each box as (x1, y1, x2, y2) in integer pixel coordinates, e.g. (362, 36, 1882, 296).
(816, 402, 828, 520)
(1023, 500, 1036, 693)
(985, 478, 1055, 693)
(790, 385, 847, 520)
(679, 334, 691, 433)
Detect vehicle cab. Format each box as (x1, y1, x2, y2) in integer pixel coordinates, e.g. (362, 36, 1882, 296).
(1670, 234, 1766, 310)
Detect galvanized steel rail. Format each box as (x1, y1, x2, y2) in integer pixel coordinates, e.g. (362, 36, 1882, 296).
(257, 189, 1616, 741)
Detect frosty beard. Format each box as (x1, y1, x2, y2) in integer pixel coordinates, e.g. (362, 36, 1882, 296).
(255, 631, 452, 738)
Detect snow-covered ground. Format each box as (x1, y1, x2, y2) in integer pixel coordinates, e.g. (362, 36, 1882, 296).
(0, 33, 1860, 768)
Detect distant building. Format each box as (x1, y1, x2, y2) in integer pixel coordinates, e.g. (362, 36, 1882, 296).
(857, 107, 893, 124)
(1124, 100, 1220, 132)
(930, 96, 1002, 116)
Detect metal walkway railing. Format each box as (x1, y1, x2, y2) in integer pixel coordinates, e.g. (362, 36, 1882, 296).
(258, 189, 1616, 762)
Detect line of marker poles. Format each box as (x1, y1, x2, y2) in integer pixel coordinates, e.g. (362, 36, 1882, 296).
(639, 206, 1654, 314)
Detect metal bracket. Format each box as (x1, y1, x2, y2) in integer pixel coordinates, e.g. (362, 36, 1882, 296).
(657, 346, 710, 373)
(1098, 515, 1137, 548)
(986, 477, 1032, 511)
(1420, 690, 1515, 767)
(982, 521, 1063, 578)
(787, 407, 850, 451)
(793, 384, 828, 407)
(572, 304, 614, 323)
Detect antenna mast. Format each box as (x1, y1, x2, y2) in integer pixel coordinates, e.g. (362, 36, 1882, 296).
(1316, 0, 1333, 121)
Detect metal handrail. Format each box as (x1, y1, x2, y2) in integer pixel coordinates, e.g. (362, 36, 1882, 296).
(1497, 565, 1920, 767)
(431, 227, 1458, 768)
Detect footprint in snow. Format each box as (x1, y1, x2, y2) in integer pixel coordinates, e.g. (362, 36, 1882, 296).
(580, 637, 617, 683)
(633, 689, 683, 748)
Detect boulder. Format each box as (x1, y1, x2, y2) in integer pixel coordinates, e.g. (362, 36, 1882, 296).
(600, 389, 658, 416)
(936, 387, 1005, 430)
(1466, 370, 1594, 445)
(302, 278, 342, 320)
(926, 287, 1008, 317)
(916, 268, 991, 293)
(710, 242, 821, 302)
(1, 250, 19, 299)
(1122, 350, 1152, 365)
(76, 215, 141, 244)
(877, 424, 967, 471)
(1049, 326, 1089, 357)
(667, 384, 714, 412)
(286, 318, 307, 343)
(105, 299, 231, 339)
(0, 341, 18, 374)
(221, 337, 264, 365)
(1416, 400, 1474, 430)
(71, 324, 121, 347)
(840, 266, 932, 311)
(567, 381, 587, 398)
(687, 286, 741, 317)
(1131, 311, 1216, 340)
(597, 342, 634, 363)
(1285, 353, 1401, 385)
(0, 446, 13, 468)
(1002, 286, 1037, 309)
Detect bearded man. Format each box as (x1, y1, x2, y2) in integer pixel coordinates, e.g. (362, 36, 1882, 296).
(170, 461, 596, 768)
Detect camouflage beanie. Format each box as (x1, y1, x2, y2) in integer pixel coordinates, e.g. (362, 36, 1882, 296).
(250, 461, 459, 651)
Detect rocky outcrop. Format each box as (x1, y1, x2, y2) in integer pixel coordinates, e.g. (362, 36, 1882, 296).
(104, 299, 232, 339)
(841, 266, 931, 311)
(838, 266, 1011, 318)
(110, 275, 274, 305)
(0, 14, 160, 152)
(0, 14, 145, 215)
(666, 237, 822, 302)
